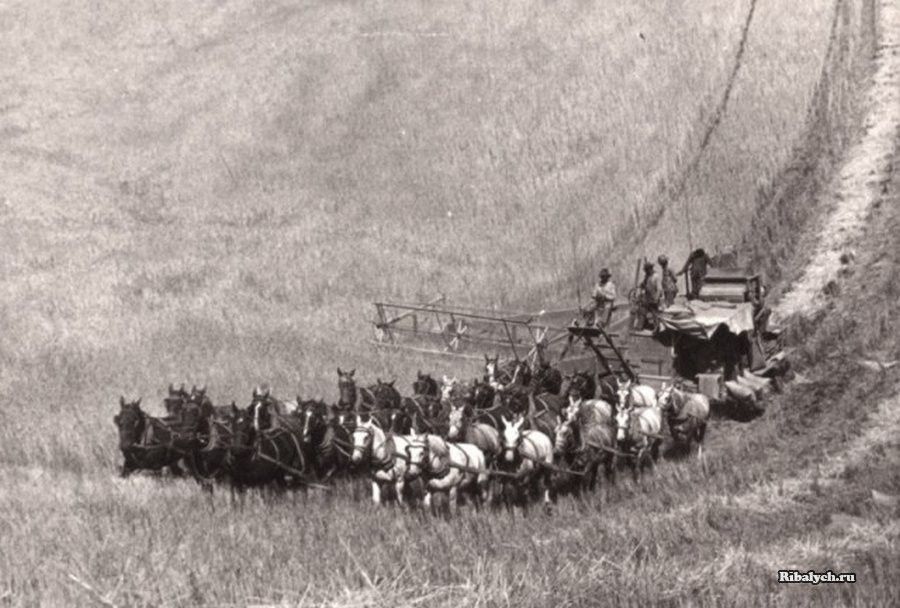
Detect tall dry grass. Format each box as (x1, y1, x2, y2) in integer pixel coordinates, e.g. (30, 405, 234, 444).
(1, 0, 836, 466)
(0, 0, 892, 605)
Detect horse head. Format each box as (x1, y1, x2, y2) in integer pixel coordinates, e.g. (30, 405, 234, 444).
(168, 383, 188, 399)
(657, 382, 673, 411)
(447, 401, 471, 440)
(370, 378, 401, 407)
(564, 370, 593, 401)
(350, 415, 374, 464)
(511, 359, 533, 387)
(404, 429, 429, 479)
(163, 382, 187, 416)
(615, 377, 635, 409)
(471, 380, 494, 410)
(531, 360, 561, 393)
(114, 396, 144, 449)
(413, 371, 439, 397)
(389, 408, 412, 435)
(188, 384, 209, 407)
(500, 415, 525, 463)
(566, 394, 583, 419)
(614, 407, 633, 444)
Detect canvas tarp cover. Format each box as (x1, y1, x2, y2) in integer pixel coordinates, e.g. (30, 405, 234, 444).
(657, 301, 755, 340)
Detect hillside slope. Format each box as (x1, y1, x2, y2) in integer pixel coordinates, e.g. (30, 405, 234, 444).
(0, 0, 835, 469)
(1, 1, 895, 605)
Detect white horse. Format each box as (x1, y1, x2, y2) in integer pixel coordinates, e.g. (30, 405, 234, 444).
(615, 377, 658, 409)
(657, 383, 710, 458)
(447, 402, 501, 465)
(614, 404, 663, 483)
(554, 398, 617, 495)
(566, 395, 614, 425)
(499, 416, 553, 507)
(406, 433, 490, 515)
(350, 416, 422, 506)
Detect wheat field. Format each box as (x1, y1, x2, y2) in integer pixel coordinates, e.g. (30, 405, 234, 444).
(1, 0, 895, 605)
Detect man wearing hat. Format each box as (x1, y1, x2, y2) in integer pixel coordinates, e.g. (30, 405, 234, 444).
(589, 268, 617, 326)
(677, 248, 713, 299)
(637, 261, 661, 330)
(658, 255, 678, 308)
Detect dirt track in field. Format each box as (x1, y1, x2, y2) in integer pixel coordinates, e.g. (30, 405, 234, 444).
(774, 0, 900, 322)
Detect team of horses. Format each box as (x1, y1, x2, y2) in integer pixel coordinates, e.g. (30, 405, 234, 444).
(113, 356, 710, 513)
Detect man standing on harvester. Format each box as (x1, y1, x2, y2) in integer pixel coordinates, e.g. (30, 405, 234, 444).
(636, 261, 661, 330)
(678, 247, 712, 299)
(658, 255, 678, 308)
(588, 268, 617, 327)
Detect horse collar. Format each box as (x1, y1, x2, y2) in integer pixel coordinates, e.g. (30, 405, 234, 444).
(428, 454, 449, 479)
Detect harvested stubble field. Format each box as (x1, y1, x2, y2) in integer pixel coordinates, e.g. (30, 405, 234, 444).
(1, 0, 897, 605)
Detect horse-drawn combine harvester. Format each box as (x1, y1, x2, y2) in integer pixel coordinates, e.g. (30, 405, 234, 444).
(113, 258, 792, 504)
(372, 262, 790, 415)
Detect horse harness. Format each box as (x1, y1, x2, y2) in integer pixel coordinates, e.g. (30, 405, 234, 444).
(128, 412, 190, 457)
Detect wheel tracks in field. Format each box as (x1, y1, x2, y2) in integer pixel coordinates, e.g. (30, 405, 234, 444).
(773, 0, 900, 323)
(538, 0, 900, 560)
(668, 0, 758, 203)
(727, 0, 900, 566)
(638, 0, 759, 242)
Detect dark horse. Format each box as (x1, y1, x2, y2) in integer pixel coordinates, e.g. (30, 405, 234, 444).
(551, 402, 616, 501)
(195, 402, 241, 486)
(530, 338, 563, 395)
(294, 398, 341, 480)
(403, 370, 444, 434)
(113, 397, 186, 477)
(562, 370, 597, 401)
(336, 368, 401, 429)
(412, 371, 440, 398)
(337, 368, 402, 409)
(494, 387, 562, 440)
(531, 362, 563, 396)
(163, 383, 188, 417)
(401, 395, 444, 435)
(221, 404, 308, 494)
(463, 390, 517, 434)
(470, 379, 496, 410)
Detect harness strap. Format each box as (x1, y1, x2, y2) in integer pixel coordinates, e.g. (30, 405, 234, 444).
(254, 453, 330, 490)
